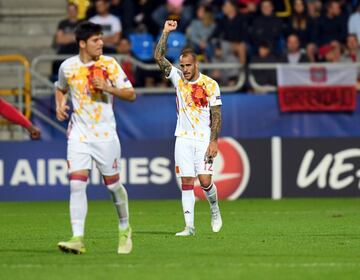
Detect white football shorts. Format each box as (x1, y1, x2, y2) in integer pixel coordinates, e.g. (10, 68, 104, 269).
(67, 137, 121, 176)
(174, 136, 213, 178)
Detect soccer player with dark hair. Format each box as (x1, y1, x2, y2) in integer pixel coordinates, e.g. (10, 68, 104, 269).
(0, 98, 41, 140)
(55, 21, 135, 254)
(154, 20, 223, 236)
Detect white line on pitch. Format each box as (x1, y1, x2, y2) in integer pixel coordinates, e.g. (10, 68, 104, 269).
(1, 262, 360, 269)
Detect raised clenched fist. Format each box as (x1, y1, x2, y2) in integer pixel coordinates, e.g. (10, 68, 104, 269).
(163, 20, 177, 33)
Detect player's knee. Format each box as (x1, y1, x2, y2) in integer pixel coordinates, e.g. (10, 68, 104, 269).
(103, 174, 120, 185)
(199, 178, 212, 190)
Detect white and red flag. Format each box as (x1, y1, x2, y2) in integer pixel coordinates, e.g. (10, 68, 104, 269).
(277, 64, 357, 112)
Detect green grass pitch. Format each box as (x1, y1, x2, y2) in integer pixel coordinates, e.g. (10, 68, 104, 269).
(0, 198, 359, 280)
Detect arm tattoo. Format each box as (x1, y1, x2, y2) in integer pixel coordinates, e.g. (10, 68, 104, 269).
(154, 31, 172, 77)
(210, 105, 222, 142)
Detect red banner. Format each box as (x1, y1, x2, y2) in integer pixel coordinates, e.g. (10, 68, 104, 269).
(278, 86, 357, 112)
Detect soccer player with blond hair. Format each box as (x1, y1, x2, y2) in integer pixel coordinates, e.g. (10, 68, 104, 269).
(154, 20, 223, 236)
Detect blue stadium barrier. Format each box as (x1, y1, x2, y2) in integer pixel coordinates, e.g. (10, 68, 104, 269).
(33, 93, 360, 141)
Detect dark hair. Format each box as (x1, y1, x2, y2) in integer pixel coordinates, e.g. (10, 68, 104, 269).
(347, 33, 358, 41)
(75, 21, 103, 46)
(258, 41, 271, 49)
(180, 48, 197, 61)
(327, 0, 339, 8)
(67, 2, 78, 9)
(203, 5, 213, 14)
(225, 0, 238, 8)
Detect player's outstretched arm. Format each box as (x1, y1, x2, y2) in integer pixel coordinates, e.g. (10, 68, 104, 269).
(0, 98, 32, 128)
(0, 98, 41, 140)
(206, 105, 222, 162)
(27, 125, 41, 140)
(154, 20, 177, 77)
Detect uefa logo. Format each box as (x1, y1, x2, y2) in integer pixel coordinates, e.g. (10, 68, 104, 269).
(177, 137, 250, 200)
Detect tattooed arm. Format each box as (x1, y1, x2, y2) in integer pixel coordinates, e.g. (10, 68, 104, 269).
(154, 20, 177, 77)
(205, 105, 222, 162)
(210, 105, 222, 142)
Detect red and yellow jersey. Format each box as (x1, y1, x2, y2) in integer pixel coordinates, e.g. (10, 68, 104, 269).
(167, 66, 222, 142)
(56, 55, 132, 142)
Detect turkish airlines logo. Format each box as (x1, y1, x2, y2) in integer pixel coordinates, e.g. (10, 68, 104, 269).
(194, 137, 250, 200)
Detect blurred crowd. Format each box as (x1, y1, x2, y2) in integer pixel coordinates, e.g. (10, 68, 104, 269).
(52, 0, 360, 90)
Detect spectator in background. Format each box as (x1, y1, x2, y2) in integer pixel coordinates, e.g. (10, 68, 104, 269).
(306, 0, 323, 62)
(251, 0, 284, 56)
(306, 0, 322, 20)
(348, 3, 360, 43)
(341, 33, 360, 89)
(117, 38, 136, 85)
(52, 3, 80, 80)
(186, 4, 216, 61)
(238, 0, 260, 15)
(280, 34, 309, 63)
(109, 0, 135, 37)
(86, 0, 99, 17)
(337, 0, 353, 17)
(199, 0, 224, 16)
(89, 0, 121, 53)
(341, 34, 360, 63)
(69, 0, 90, 20)
(199, 0, 223, 9)
(318, 41, 342, 62)
(237, 0, 259, 27)
(286, 0, 317, 61)
(133, 0, 159, 35)
(211, 0, 248, 65)
(210, 41, 240, 86)
(250, 41, 278, 90)
(313, 0, 347, 48)
(151, 0, 193, 33)
(55, 3, 79, 55)
(286, 0, 314, 48)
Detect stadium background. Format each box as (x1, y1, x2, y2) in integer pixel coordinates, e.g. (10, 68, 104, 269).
(0, 0, 360, 279)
